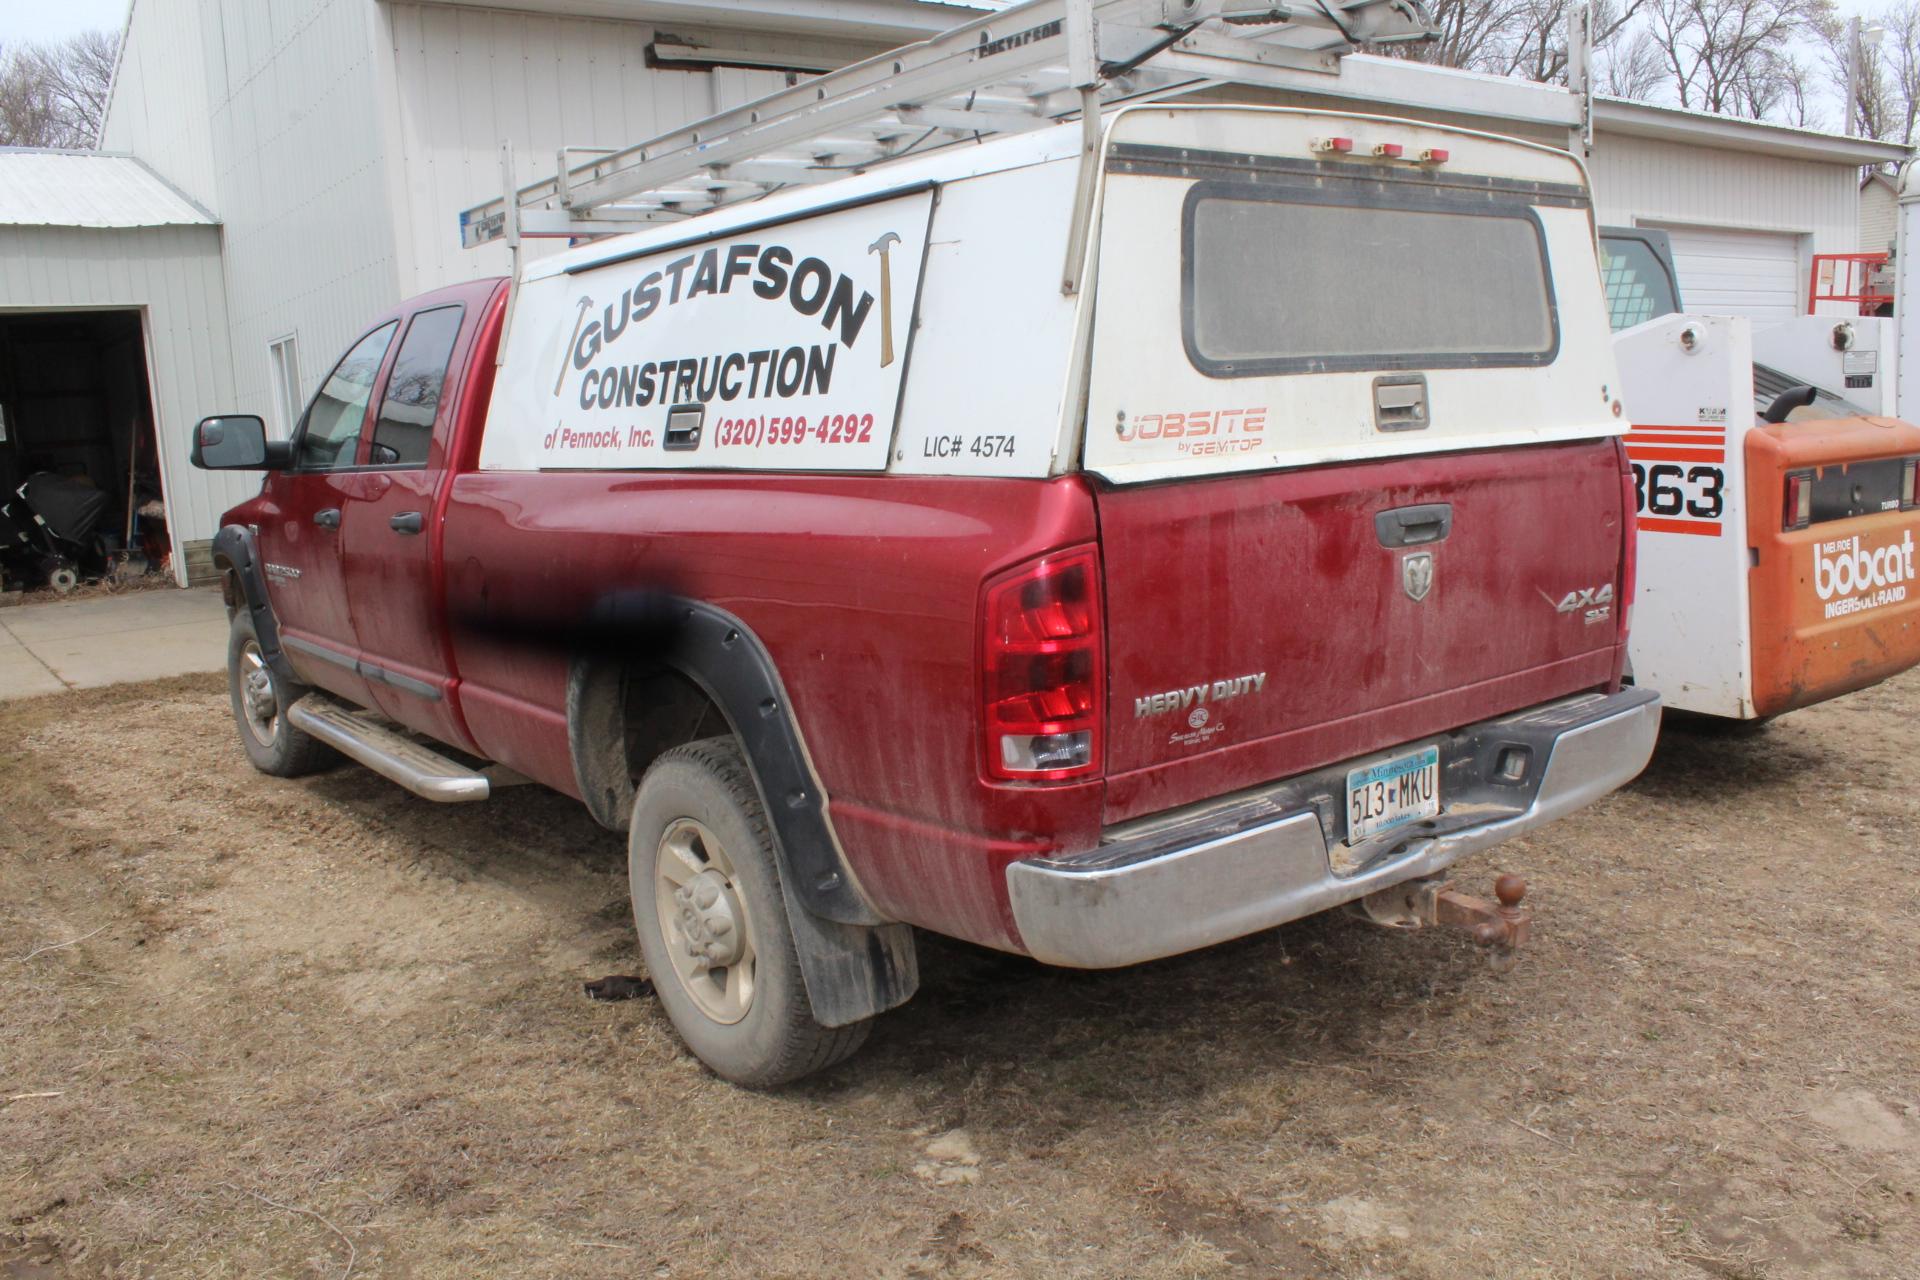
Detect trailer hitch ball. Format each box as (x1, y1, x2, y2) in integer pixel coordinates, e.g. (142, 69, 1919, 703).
(1355, 873, 1533, 969)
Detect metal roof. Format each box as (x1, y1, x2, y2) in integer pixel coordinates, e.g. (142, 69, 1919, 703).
(0, 149, 216, 229)
(1594, 97, 1911, 167)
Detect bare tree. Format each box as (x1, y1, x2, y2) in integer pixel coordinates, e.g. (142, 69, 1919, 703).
(1409, 1, 1647, 85)
(1600, 28, 1669, 98)
(1640, 0, 1831, 118)
(0, 30, 119, 149)
(1820, 2, 1920, 144)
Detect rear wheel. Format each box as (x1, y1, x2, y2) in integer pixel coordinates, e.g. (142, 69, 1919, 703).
(628, 738, 869, 1086)
(226, 610, 335, 777)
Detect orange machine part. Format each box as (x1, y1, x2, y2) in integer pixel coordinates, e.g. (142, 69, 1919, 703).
(1746, 418, 1920, 718)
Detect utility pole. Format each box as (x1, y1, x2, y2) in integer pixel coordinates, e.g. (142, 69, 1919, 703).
(1846, 17, 1887, 139)
(1847, 15, 1862, 137)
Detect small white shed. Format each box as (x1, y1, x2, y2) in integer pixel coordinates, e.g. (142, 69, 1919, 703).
(0, 149, 237, 586)
(1862, 171, 1899, 254)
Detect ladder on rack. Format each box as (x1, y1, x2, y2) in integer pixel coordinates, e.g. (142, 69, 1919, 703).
(458, 0, 1437, 258)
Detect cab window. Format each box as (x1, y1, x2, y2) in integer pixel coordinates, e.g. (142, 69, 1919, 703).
(369, 305, 465, 468)
(296, 322, 398, 469)
(1599, 235, 1681, 331)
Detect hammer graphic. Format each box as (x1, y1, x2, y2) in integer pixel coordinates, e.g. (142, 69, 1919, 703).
(555, 294, 594, 395)
(869, 232, 900, 368)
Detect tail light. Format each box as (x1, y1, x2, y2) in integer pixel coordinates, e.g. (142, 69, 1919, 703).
(1617, 442, 1638, 655)
(1902, 457, 1916, 510)
(1784, 470, 1814, 530)
(980, 546, 1104, 782)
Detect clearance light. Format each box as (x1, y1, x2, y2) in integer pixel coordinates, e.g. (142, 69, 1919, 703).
(1784, 470, 1814, 531)
(981, 547, 1104, 782)
(1420, 148, 1451, 164)
(1313, 136, 1355, 154)
(1903, 457, 1917, 510)
(1374, 142, 1405, 159)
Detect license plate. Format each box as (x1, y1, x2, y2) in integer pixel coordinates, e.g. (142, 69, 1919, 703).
(1345, 745, 1440, 844)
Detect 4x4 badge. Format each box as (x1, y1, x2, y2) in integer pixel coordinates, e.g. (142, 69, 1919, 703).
(1402, 552, 1434, 603)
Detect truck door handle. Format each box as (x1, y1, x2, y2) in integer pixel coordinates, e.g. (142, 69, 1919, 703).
(313, 508, 341, 529)
(389, 511, 423, 535)
(1375, 503, 1452, 547)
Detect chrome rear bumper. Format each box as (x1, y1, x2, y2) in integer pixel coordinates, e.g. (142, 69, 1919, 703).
(1005, 687, 1660, 968)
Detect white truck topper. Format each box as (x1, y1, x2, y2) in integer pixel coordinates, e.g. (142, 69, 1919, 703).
(469, 0, 1622, 482)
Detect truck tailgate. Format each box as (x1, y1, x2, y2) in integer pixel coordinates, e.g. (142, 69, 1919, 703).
(1097, 439, 1627, 823)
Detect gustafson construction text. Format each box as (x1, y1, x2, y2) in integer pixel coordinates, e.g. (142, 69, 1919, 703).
(567, 241, 874, 410)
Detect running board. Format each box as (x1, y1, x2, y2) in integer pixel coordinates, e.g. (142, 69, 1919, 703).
(287, 697, 491, 803)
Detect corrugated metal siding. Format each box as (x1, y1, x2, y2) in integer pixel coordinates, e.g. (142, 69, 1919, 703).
(1589, 132, 1859, 316)
(203, 0, 402, 421)
(1860, 178, 1897, 253)
(382, 3, 882, 292)
(0, 224, 248, 575)
(98, 0, 220, 209)
(103, 0, 405, 441)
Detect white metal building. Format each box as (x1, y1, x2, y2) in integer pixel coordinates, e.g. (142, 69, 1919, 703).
(0, 149, 236, 585)
(1588, 99, 1905, 321)
(1862, 171, 1899, 254)
(41, 0, 1907, 582)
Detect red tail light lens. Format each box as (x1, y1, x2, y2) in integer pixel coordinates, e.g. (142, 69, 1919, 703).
(981, 546, 1104, 782)
(1618, 448, 1638, 646)
(1784, 470, 1813, 530)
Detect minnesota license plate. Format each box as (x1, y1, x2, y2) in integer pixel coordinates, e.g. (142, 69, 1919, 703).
(1345, 745, 1440, 844)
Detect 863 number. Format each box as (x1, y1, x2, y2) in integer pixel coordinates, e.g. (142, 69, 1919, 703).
(1631, 462, 1724, 520)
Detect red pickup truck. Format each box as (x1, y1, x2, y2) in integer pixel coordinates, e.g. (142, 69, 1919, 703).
(193, 104, 1659, 1084)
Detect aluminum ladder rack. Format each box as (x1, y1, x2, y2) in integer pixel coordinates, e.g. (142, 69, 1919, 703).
(458, 0, 1438, 264)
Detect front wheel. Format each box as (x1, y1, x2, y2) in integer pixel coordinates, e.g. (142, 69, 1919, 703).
(628, 738, 870, 1086)
(226, 610, 335, 777)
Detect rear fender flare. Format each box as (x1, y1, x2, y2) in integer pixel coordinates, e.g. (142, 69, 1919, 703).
(567, 598, 918, 1029)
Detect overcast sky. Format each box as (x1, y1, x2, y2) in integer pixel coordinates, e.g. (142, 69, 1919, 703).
(1, 0, 126, 46)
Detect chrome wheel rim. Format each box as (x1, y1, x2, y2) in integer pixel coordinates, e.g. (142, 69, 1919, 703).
(238, 640, 279, 747)
(654, 817, 756, 1025)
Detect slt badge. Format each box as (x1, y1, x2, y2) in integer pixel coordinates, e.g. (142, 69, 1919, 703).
(1402, 551, 1434, 603)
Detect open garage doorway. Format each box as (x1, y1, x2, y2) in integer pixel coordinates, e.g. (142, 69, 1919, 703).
(0, 309, 172, 596)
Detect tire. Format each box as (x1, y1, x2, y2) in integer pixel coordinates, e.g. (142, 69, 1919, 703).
(628, 737, 870, 1086)
(226, 610, 336, 777)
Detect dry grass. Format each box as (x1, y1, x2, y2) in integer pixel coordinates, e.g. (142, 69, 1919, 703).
(3, 672, 1919, 1277)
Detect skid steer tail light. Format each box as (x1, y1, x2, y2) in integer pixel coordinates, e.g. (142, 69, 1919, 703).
(981, 546, 1104, 782)
(1902, 457, 1916, 509)
(1784, 470, 1814, 530)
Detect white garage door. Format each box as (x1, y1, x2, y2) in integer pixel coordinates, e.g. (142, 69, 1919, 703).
(1657, 225, 1802, 320)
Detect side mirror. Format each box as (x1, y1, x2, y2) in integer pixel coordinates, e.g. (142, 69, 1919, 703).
(193, 415, 287, 470)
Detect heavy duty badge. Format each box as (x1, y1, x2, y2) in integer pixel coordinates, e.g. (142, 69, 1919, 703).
(1402, 552, 1434, 603)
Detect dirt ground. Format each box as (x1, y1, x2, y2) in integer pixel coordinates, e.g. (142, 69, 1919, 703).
(3, 673, 1918, 1279)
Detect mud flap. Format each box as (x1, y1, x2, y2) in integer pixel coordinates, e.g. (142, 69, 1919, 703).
(776, 870, 919, 1028)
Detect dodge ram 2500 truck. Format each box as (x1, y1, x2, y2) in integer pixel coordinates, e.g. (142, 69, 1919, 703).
(192, 100, 1659, 1085)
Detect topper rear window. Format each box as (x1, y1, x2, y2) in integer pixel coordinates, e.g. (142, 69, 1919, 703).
(1181, 182, 1558, 376)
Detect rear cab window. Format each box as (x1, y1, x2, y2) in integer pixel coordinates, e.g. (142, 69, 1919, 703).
(1597, 233, 1681, 331)
(1081, 107, 1622, 484)
(370, 305, 465, 468)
